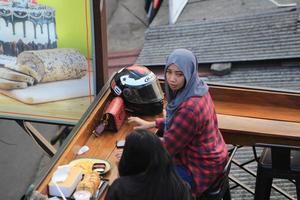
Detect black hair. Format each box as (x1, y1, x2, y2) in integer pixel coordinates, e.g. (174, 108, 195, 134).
(118, 129, 192, 200)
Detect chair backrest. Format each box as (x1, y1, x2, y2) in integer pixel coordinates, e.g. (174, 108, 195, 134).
(253, 143, 300, 171)
(201, 146, 238, 199)
(223, 146, 238, 174)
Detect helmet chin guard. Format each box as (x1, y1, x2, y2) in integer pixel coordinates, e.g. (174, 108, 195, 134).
(110, 65, 164, 115)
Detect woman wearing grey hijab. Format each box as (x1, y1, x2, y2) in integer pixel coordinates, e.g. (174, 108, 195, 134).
(128, 49, 228, 198)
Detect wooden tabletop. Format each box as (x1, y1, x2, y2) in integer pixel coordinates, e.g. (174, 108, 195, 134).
(35, 114, 300, 199)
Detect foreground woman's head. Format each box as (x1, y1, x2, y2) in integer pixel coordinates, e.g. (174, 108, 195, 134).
(111, 131, 192, 200)
(118, 129, 171, 176)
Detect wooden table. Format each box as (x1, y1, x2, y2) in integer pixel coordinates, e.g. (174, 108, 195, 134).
(28, 81, 300, 199)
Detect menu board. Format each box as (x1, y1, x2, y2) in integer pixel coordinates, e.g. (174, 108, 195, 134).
(0, 0, 95, 124)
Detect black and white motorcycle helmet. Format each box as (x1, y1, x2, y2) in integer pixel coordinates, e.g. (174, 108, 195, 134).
(110, 65, 163, 115)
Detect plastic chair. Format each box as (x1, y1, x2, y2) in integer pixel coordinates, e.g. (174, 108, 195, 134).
(253, 143, 300, 200)
(198, 145, 238, 200)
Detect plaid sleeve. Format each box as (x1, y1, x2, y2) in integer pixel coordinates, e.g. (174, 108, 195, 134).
(162, 106, 196, 156)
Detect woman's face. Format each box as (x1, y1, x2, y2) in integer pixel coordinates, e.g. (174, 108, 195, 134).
(166, 64, 185, 92)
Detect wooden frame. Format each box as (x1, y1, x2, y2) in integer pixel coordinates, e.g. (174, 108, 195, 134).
(92, 0, 108, 93)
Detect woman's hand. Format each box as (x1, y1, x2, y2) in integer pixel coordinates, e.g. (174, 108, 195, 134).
(128, 116, 156, 130)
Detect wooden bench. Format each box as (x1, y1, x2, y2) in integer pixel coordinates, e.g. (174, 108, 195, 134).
(210, 83, 300, 146)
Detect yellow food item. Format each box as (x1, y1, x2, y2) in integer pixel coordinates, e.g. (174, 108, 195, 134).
(73, 160, 94, 174)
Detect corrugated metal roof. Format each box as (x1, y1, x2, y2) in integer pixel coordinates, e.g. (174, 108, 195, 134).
(137, 7, 300, 66)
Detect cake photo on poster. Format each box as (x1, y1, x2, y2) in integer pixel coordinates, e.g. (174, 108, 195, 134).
(0, 0, 57, 57)
(0, 0, 91, 104)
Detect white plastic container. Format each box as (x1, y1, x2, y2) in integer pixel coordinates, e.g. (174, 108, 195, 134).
(73, 190, 92, 200)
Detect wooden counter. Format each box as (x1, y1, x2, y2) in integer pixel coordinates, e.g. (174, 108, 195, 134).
(30, 81, 300, 199)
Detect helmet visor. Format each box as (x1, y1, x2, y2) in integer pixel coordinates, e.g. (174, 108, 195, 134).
(124, 80, 163, 104)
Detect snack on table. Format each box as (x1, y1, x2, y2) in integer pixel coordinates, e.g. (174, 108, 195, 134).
(69, 158, 111, 176)
(92, 163, 106, 174)
(76, 171, 100, 197)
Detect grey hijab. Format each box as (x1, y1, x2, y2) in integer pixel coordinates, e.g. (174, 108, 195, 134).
(165, 49, 208, 129)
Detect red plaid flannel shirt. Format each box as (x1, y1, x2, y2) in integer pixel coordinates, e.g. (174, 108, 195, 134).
(156, 93, 228, 196)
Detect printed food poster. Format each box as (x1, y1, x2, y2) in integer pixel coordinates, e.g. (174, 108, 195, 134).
(0, 0, 95, 124)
